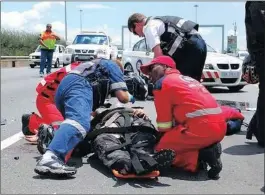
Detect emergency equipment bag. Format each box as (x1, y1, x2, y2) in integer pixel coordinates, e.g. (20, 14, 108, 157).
(242, 55, 259, 84)
(123, 71, 148, 100)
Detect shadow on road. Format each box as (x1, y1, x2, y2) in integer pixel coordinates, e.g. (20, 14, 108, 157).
(87, 154, 171, 188)
(32, 174, 76, 180)
(207, 87, 247, 94)
(223, 143, 264, 156)
(261, 186, 264, 193)
(159, 167, 210, 181)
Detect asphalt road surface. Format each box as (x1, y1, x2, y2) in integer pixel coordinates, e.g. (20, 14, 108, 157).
(1, 67, 264, 194)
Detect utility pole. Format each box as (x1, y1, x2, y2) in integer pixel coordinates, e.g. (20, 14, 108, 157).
(80, 9, 83, 32)
(64, 1, 67, 41)
(194, 4, 199, 23)
(233, 21, 237, 36)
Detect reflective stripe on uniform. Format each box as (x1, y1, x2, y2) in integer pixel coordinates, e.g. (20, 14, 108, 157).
(70, 70, 82, 75)
(40, 79, 46, 86)
(168, 36, 183, 56)
(65, 65, 72, 72)
(186, 107, 222, 118)
(61, 119, 87, 138)
(157, 121, 172, 130)
(176, 19, 187, 28)
(110, 82, 127, 90)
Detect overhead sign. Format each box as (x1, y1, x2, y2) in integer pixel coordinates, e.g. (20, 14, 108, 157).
(227, 35, 237, 53)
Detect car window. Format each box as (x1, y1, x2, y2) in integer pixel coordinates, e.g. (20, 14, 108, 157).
(138, 39, 147, 52)
(133, 41, 141, 51)
(61, 46, 65, 53)
(73, 34, 108, 45)
(58, 46, 63, 53)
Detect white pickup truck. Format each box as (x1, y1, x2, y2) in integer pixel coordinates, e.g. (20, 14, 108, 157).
(63, 31, 118, 65)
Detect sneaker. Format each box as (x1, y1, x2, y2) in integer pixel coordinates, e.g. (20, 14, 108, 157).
(21, 114, 34, 136)
(34, 155, 77, 177)
(39, 72, 44, 77)
(199, 142, 223, 179)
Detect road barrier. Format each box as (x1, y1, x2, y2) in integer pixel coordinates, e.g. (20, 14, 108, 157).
(1, 56, 30, 68)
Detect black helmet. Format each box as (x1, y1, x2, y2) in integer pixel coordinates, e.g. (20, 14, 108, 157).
(242, 55, 259, 84)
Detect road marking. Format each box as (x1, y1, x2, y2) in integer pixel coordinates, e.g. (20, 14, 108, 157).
(1, 132, 23, 151)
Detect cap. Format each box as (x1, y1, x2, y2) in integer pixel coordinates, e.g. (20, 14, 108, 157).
(140, 56, 176, 75)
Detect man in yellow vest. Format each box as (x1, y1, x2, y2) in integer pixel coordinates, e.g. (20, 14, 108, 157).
(39, 24, 60, 77)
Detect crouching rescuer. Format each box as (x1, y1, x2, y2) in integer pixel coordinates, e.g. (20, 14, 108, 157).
(140, 56, 227, 179)
(34, 58, 136, 177)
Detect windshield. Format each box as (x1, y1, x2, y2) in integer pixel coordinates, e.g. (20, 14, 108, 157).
(35, 45, 41, 52)
(206, 44, 217, 53)
(73, 35, 108, 45)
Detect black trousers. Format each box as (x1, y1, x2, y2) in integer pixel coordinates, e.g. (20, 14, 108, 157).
(172, 34, 207, 81)
(245, 1, 265, 145)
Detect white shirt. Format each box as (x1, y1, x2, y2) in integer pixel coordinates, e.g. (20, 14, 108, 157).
(143, 19, 165, 50)
(143, 18, 199, 50)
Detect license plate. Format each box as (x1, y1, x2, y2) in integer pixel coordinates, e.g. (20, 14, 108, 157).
(78, 55, 91, 60)
(221, 72, 240, 78)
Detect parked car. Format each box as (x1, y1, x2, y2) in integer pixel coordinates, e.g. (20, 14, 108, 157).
(29, 44, 66, 68)
(63, 31, 118, 65)
(122, 38, 248, 92)
(236, 50, 249, 60)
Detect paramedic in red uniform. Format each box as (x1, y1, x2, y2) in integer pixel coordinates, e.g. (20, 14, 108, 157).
(21, 61, 82, 139)
(140, 56, 226, 179)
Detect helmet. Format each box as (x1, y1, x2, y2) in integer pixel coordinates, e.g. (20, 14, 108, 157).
(242, 55, 259, 84)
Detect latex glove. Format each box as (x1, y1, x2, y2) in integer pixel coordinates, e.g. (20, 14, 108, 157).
(129, 94, 135, 104)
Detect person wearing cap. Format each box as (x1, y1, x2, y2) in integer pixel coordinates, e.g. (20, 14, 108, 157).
(140, 56, 226, 179)
(127, 13, 207, 81)
(39, 24, 61, 77)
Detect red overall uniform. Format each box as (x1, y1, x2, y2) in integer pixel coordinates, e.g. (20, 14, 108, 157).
(28, 62, 81, 134)
(153, 69, 226, 172)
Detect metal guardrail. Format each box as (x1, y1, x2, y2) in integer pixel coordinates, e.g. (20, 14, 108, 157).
(1, 56, 29, 60)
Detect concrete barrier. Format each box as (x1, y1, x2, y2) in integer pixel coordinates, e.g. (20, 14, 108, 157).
(0, 59, 30, 68)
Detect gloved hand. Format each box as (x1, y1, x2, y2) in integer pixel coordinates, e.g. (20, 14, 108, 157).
(129, 94, 135, 104)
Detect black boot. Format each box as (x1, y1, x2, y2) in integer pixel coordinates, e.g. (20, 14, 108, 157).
(199, 143, 223, 179)
(37, 124, 55, 154)
(21, 113, 34, 136)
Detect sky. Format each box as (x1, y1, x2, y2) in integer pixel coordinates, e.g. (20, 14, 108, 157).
(1, 1, 247, 51)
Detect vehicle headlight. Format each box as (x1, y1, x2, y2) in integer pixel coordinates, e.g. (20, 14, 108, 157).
(96, 49, 107, 58)
(66, 48, 74, 54)
(204, 64, 214, 70)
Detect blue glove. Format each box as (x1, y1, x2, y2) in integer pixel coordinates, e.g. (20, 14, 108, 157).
(129, 94, 135, 104)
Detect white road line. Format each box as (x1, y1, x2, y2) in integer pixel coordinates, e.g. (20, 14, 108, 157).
(1, 132, 23, 151)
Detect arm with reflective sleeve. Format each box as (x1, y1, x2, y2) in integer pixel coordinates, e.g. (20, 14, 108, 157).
(153, 86, 174, 132)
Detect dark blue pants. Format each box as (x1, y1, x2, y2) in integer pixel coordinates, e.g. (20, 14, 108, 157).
(172, 34, 207, 81)
(48, 74, 93, 161)
(40, 49, 54, 74)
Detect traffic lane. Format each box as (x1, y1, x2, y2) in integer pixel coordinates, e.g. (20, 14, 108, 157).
(208, 84, 259, 108)
(1, 99, 264, 194)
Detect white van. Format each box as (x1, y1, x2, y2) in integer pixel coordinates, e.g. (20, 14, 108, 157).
(29, 44, 66, 68)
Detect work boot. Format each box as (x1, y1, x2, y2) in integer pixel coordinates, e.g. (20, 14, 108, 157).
(37, 124, 55, 155)
(21, 114, 34, 136)
(34, 151, 77, 177)
(199, 143, 223, 179)
(153, 149, 176, 170)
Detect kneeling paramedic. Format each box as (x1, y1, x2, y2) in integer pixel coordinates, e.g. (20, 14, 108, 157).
(34, 58, 135, 177)
(21, 61, 82, 139)
(140, 56, 226, 179)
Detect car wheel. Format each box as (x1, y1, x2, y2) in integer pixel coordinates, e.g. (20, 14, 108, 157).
(228, 85, 245, 92)
(54, 59, 59, 68)
(124, 63, 134, 72)
(30, 64, 35, 68)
